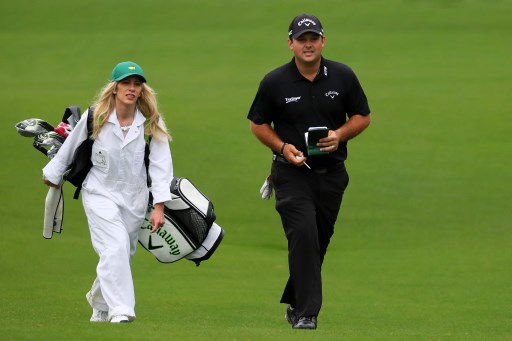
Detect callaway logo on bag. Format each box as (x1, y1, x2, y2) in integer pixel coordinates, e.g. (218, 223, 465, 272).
(139, 177, 224, 266)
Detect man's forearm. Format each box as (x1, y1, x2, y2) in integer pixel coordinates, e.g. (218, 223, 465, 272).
(335, 114, 371, 142)
(250, 121, 284, 154)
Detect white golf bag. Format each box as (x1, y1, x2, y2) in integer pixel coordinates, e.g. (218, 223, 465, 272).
(138, 177, 224, 266)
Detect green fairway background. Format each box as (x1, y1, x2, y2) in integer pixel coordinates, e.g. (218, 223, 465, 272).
(1, 0, 511, 340)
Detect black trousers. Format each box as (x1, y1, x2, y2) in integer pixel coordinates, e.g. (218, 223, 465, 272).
(271, 160, 349, 318)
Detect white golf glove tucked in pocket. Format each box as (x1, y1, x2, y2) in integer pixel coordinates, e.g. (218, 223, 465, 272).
(260, 175, 273, 200)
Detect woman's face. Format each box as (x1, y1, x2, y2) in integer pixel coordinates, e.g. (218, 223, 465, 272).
(114, 76, 144, 106)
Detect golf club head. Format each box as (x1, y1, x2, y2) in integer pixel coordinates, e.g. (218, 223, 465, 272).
(15, 118, 55, 137)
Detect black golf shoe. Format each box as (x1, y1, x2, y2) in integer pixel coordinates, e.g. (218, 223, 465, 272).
(292, 316, 317, 330)
(285, 305, 298, 325)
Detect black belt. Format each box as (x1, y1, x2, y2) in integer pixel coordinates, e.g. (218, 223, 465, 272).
(272, 154, 288, 164)
(272, 154, 343, 175)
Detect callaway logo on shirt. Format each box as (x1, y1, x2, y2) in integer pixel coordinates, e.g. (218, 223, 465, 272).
(325, 91, 339, 99)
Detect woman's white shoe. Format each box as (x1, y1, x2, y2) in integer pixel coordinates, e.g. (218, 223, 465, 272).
(90, 309, 108, 322)
(110, 315, 130, 323)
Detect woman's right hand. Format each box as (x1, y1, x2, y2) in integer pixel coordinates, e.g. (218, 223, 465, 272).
(282, 143, 307, 167)
(42, 176, 60, 189)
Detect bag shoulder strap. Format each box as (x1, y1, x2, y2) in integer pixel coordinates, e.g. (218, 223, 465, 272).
(144, 115, 159, 187)
(72, 106, 95, 199)
(86, 106, 95, 137)
(145, 135, 152, 187)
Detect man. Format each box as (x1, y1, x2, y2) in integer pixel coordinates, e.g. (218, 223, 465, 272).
(247, 14, 371, 330)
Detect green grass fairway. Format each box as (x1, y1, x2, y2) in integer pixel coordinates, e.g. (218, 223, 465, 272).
(1, 0, 511, 340)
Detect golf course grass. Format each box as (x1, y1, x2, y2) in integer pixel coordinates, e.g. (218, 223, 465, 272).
(1, 0, 510, 339)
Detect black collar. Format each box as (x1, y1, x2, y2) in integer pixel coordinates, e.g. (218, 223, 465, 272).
(289, 57, 328, 82)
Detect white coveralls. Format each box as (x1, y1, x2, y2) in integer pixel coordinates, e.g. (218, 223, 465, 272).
(43, 108, 173, 321)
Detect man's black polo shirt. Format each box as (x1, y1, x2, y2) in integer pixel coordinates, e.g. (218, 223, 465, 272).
(248, 57, 370, 167)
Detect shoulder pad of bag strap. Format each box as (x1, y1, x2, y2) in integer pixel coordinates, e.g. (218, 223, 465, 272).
(70, 106, 95, 200)
(86, 106, 95, 137)
(62, 106, 81, 128)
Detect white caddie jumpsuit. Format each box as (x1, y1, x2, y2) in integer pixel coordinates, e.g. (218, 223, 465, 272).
(43, 108, 173, 321)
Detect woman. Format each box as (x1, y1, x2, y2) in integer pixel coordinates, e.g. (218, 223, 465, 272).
(43, 61, 173, 323)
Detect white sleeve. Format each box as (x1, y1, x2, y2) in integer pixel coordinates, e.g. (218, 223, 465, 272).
(148, 120, 173, 204)
(42, 111, 90, 185)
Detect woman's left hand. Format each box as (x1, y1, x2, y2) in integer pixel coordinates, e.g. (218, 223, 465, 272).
(150, 202, 165, 233)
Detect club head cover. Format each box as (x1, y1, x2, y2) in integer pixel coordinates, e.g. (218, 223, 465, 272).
(39, 131, 65, 146)
(33, 132, 64, 158)
(46, 145, 61, 159)
(33, 133, 49, 156)
(15, 118, 55, 137)
(54, 122, 73, 138)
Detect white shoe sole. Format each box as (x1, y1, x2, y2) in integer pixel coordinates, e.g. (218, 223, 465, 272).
(110, 315, 131, 323)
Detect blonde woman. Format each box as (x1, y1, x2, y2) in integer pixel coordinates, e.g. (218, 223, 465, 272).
(43, 61, 173, 323)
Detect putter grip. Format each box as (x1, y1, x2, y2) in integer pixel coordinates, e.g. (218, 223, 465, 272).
(43, 187, 60, 239)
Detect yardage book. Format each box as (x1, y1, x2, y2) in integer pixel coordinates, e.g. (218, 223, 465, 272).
(305, 126, 329, 156)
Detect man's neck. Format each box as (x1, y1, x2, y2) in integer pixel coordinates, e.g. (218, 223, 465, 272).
(295, 59, 321, 81)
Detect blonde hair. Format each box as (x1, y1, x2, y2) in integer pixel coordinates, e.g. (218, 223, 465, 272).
(91, 81, 171, 142)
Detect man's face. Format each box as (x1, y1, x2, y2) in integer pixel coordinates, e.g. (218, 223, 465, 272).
(288, 33, 325, 65)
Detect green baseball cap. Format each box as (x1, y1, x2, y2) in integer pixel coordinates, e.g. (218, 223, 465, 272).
(110, 61, 146, 82)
